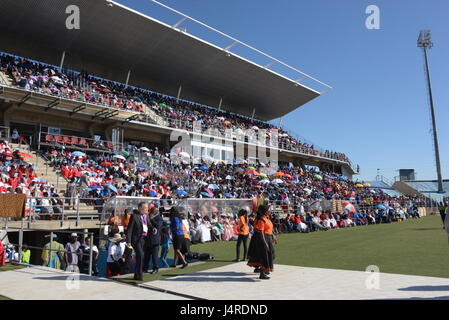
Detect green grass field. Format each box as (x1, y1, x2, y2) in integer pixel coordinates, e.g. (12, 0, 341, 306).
(0, 264, 24, 273)
(114, 215, 449, 284)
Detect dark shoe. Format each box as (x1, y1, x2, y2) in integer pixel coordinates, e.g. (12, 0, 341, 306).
(133, 275, 143, 281)
(233, 259, 240, 262)
(181, 263, 189, 269)
(170, 264, 177, 268)
(150, 269, 158, 274)
(259, 272, 270, 280)
(254, 267, 262, 273)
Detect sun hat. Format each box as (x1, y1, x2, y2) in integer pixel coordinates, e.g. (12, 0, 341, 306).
(109, 233, 123, 243)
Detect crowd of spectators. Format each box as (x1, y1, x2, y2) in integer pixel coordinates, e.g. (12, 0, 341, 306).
(0, 52, 351, 164)
(39, 144, 425, 228)
(0, 139, 63, 218)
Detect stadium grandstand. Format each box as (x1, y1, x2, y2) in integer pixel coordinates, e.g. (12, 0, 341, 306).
(0, 0, 441, 288)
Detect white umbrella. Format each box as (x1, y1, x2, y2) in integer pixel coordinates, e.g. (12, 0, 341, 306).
(202, 155, 215, 163)
(260, 179, 270, 184)
(251, 126, 259, 130)
(271, 179, 284, 184)
(140, 147, 150, 152)
(225, 175, 234, 180)
(303, 188, 312, 195)
(179, 152, 190, 158)
(113, 155, 126, 160)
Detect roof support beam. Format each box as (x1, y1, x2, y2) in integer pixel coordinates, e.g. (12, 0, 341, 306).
(91, 109, 110, 120)
(45, 98, 61, 111)
(251, 108, 256, 119)
(101, 110, 119, 121)
(122, 114, 139, 124)
(125, 69, 131, 87)
(18, 92, 32, 107)
(173, 16, 187, 29)
(224, 41, 238, 51)
(264, 60, 277, 69)
(59, 50, 66, 71)
(218, 97, 222, 111)
(176, 85, 182, 102)
(70, 103, 86, 116)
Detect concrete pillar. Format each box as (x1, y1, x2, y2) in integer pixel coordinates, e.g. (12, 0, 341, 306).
(163, 135, 171, 153)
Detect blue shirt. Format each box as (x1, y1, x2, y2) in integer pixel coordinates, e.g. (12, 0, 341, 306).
(170, 216, 184, 236)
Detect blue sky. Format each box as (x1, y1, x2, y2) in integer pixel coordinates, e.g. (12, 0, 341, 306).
(116, 0, 449, 182)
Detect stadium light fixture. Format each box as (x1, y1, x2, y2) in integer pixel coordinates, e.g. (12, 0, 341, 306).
(417, 30, 444, 193)
(106, 0, 114, 8)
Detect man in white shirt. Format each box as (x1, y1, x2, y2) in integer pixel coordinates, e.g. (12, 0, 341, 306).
(65, 233, 81, 273)
(107, 233, 124, 277)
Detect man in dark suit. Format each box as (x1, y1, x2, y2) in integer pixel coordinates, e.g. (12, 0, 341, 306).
(126, 202, 149, 281)
(143, 204, 164, 274)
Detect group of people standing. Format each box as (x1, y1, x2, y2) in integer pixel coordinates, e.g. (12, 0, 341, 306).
(234, 205, 276, 280)
(109, 202, 188, 281)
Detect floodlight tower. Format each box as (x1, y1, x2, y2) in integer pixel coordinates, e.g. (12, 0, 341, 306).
(417, 30, 444, 193)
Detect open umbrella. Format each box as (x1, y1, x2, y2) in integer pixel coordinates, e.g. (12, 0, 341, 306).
(175, 189, 188, 196)
(198, 166, 209, 171)
(18, 152, 32, 159)
(260, 179, 270, 184)
(259, 173, 268, 178)
(247, 166, 256, 170)
(363, 182, 371, 187)
(113, 155, 126, 160)
(225, 175, 233, 180)
(272, 179, 284, 184)
(200, 191, 212, 198)
(104, 183, 118, 193)
(140, 147, 150, 152)
(303, 188, 312, 195)
(100, 161, 112, 167)
(89, 185, 102, 190)
(377, 204, 387, 210)
(342, 202, 356, 213)
(71, 151, 85, 157)
(179, 152, 190, 158)
(314, 174, 323, 180)
(204, 188, 214, 198)
(137, 164, 149, 169)
(355, 184, 364, 188)
(246, 169, 259, 176)
(224, 193, 234, 198)
(208, 184, 220, 190)
(121, 150, 130, 157)
(274, 172, 285, 177)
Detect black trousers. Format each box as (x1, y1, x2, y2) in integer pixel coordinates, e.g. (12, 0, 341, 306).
(143, 242, 160, 271)
(132, 238, 145, 280)
(236, 234, 248, 260)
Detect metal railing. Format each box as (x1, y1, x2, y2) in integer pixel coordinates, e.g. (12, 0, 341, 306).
(17, 196, 103, 228)
(4, 227, 96, 276)
(39, 132, 123, 153)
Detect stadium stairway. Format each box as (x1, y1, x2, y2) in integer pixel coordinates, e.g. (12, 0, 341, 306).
(10, 143, 100, 220)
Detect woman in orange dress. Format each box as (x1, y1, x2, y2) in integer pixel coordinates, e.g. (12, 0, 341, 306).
(247, 205, 276, 280)
(234, 208, 249, 262)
